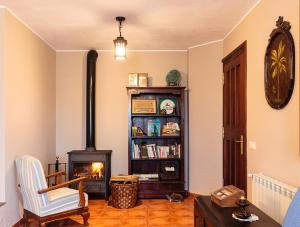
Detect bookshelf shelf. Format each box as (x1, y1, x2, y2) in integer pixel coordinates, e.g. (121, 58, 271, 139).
(138, 180, 184, 184)
(131, 158, 181, 161)
(127, 86, 187, 199)
(132, 136, 181, 139)
(132, 114, 181, 118)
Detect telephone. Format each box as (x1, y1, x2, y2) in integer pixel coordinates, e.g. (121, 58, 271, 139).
(211, 185, 245, 207)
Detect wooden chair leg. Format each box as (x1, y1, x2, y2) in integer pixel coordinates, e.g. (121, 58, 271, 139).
(81, 211, 90, 226)
(40, 222, 47, 227)
(23, 211, 28, 227)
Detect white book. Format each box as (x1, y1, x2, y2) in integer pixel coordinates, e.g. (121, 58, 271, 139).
(134, 144, 140, 159)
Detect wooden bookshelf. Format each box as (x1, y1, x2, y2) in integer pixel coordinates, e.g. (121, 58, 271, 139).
(127, 86, 187, 198)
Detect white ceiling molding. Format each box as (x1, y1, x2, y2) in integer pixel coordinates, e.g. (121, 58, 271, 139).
(223, 0, 263, 40)
(188, 39, 223, 49)
(56, 49, 187, 52)
(0, 5, 56, 51)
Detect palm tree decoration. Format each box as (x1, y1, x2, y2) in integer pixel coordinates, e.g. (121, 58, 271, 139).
(271, 40, 287, 100)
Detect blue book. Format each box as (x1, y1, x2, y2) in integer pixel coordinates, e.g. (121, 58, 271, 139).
(147, 119, 161, 136)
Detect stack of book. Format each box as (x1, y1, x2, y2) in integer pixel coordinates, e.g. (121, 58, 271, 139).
(132, 141, 181, 159)
(133, 173, 159, 181)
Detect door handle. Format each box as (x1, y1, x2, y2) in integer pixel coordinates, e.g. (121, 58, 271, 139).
(235, 135, 244, 155)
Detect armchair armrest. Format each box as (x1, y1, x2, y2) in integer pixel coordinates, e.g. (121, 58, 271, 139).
(38, 177, 87, 194)
(45, 171, 66, 179)
(38, 177, 87, 207)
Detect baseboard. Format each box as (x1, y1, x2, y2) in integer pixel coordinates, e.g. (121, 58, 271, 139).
(188, 192, 200, 198)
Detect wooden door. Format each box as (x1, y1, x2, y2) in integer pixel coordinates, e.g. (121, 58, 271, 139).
(222, 42, 247, 192)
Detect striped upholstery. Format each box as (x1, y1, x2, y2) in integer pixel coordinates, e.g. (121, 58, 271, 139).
(15, 155, 49, 216)
(15, 155, 88, 217)
(41, 187, 88, 216)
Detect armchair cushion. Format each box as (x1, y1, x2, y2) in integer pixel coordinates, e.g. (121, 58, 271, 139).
(283, 189, 300, 227)
(41, 187, 88, 217)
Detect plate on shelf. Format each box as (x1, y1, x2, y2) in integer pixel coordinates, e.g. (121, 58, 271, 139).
(159, 98, 176, 115)
(166, 69, 181, 86)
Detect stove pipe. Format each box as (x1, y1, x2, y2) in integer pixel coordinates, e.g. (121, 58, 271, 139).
(86, 50, 98, 151)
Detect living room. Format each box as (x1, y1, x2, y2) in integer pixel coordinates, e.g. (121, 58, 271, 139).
(0, 0, 299, 226)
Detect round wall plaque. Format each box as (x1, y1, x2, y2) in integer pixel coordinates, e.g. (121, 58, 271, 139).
(264, 16, 295, 109)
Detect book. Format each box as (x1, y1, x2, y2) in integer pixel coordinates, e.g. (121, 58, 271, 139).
(133, 173, 159, 181)
(147, 119, 161, 136)
(134, 144, 141, 159)
(132, 143, 181, 159)
(140, 144, 148, 158)
(146, 144, 156, 158)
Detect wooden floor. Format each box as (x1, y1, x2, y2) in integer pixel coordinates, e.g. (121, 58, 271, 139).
(24, 196, 194, 227)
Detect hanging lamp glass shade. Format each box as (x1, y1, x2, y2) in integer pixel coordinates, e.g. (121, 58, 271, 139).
(114, 36, 127, 60)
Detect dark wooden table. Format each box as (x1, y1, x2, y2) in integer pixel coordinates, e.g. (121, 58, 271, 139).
(194, 196, 281, 227)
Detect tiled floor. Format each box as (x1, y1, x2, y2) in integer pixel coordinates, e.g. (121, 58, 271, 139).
(23, 196, 194, 227)
(71, 195, 194, 227)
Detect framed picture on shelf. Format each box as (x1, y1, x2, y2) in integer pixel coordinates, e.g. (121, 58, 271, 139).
(138, 73, 148, 87)
(159, 98, 177, 115)
(132, 99, 156, 114)
(128, 73, 138, 87)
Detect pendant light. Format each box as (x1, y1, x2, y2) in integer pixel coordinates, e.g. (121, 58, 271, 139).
(114, 16, 127, 60)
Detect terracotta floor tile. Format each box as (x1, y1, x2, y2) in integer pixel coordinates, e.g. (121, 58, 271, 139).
(170, 208, 194, 217)
(123, 218, 148, 226)
(101, 210, 128, 218)
(129, 203, 148, 210)
(128, 209, 148, 218)
(94, 218, 124, 226)
(26, 195, 195, 227)
(147, 204, 170, 211)
(148, 217, 172, 226)
(169, 203, 193, 210)
(171, 216, 194, 225)
(148, 210, 170, 218)
(142, 199, 169, 205)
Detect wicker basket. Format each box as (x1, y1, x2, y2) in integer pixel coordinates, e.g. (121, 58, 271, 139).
(110, 176, 139, 209)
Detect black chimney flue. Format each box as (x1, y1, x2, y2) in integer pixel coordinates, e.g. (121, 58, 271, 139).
(86, 50, 98, 151)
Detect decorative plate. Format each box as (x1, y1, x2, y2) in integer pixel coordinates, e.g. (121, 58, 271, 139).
(159, 98, 176, 114)
(166, 69, 181, 86)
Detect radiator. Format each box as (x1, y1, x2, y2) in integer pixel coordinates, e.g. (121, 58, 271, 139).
(251, 173, 297, 224)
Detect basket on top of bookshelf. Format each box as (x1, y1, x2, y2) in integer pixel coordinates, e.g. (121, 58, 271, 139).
(127, 86, 187, 199)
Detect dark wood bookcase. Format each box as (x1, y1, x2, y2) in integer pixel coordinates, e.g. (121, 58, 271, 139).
(127, 86, 186, 198)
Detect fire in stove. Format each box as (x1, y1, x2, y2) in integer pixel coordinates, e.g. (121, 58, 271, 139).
(73, 162, 104, 180)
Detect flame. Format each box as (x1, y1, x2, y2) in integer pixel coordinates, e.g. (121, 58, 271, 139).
(91, 162, 104, 175)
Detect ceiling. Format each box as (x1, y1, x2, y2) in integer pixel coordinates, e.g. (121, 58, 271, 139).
(0, 0, 260, 50)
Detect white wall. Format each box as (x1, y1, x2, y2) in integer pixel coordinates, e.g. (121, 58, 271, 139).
(0, 9, 5, 204)
(188, 41, 223, 194)
(0, 9, 56, 226)
(56, 51, 188, 175)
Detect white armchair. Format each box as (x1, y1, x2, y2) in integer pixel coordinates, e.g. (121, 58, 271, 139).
(15, 155, 89, 227)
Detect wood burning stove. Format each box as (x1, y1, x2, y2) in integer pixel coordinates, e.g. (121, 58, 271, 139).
(68, 50, 112, 199)
(68, 150, 111, 199)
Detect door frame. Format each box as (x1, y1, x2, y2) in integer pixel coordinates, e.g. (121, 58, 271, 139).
(222, 41, 247, 193)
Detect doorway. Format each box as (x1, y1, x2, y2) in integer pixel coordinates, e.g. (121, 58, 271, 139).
(222, 41, 247, 193)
